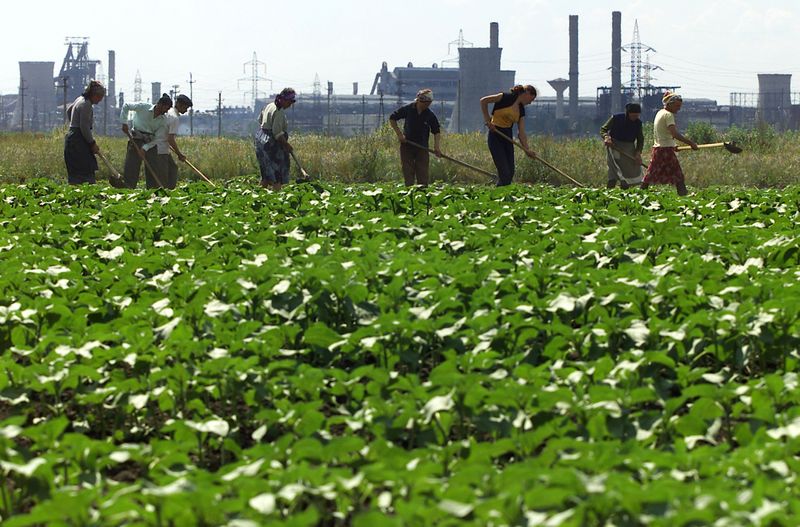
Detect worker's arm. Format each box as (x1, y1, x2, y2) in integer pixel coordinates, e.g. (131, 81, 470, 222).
(600, 115, 614, 145)
(518, 119, 536, 158)
(389, 119, 405, 143)
(669, 124, 698, 150)
(168, 134, 185, 161)
(480, 93, 503, 132)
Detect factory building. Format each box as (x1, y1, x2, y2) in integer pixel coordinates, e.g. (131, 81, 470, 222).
(0, 18, 799, 136)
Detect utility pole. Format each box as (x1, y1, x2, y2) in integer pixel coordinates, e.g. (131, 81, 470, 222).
(217, 92, 222, 138)
(326, 81, 333, 136)
(60, 76, 69, 124)
(361, 95, 366, 135)
(188, 72, 195, 136)
(171, 84, 180, 101)
(378, 89, 384, 128)
(103, 89, 108, 135)
(19, 81, 26, 132)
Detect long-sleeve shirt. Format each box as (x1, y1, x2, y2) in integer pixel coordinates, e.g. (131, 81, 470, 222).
(120, 102, 169, 153)
(389, 103, 441, 147)
(600, 113, 644, 152)
(67, 96, 95, 144)
(258, 102, 288, 139)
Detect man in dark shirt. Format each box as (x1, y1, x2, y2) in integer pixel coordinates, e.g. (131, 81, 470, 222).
(600, 102, 645, 189)
(389, 89, 442, 186)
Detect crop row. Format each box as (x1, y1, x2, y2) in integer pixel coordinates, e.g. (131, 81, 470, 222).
(1, 181, 799, 525)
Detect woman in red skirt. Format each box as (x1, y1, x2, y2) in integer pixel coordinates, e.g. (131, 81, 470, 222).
(641, 92, 698, 196)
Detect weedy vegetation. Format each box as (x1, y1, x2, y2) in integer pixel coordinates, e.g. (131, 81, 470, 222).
(1, 124, 799, 187)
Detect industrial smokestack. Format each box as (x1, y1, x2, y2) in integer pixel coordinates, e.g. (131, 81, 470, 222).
(612, 12, 622, 113)
(108, 50, 116, 107)
(490, 22, 499, 49)
(569, 15, 579, 121)
(353, 82, 359, 96)
(151, 82, 161, 105)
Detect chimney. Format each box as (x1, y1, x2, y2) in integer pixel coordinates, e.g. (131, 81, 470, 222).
(490, 22, 499, 49)
(569, 15, 579, 120)
(612, 12, 622, 113)
(108, 50, 116, 106)
(353, 82, 359, 96)
(151, 82, 161, 105)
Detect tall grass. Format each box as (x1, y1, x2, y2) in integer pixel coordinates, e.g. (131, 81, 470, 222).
(1, 124, 799, 187)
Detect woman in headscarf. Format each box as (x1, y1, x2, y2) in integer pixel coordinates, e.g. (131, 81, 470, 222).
(254, 87, 296, 191)
(480, 85, 537, 186)
(64, 80, 105, 185)
(641, 92, 698, 196)
(600, 102, 644, 189)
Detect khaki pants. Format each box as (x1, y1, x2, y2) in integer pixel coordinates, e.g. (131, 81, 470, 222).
(123, 139, 169, 189)
(400, 143, 429, 186)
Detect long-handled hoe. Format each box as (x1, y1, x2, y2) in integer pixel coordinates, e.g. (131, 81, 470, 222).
(290, 151, 314, 183)
(171, 146, 216, 187)
(494, 129, 586, 188)
(608, 140, 743, 169)
(677, 141, 743, 154)
(405, 139, 499, 184)
(96, 151, 126, 188)
(123, 129, 167, 189)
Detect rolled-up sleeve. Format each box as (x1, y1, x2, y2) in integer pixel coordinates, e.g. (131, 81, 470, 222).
(80, 103, 95, 144)
(119, 103, 131, 123)
(272, 110, 288, 139)
(389, 105, 408, 122)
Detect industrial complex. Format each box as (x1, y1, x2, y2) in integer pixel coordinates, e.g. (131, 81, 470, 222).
(2, 13, 799, 137)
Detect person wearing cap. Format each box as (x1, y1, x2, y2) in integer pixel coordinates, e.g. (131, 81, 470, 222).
(64, 80, 105, 185)
(120, 94, 173, 189)
(480, 85, 537, 187)
(389, 88, 442, 187)
(162, 94, 193, 189)
(641, 92, 698, 196)
(254, 87, 296, 191)
(600, 102, 645, 189)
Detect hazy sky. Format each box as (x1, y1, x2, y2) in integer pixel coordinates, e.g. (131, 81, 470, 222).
(1, 0, 798, 111)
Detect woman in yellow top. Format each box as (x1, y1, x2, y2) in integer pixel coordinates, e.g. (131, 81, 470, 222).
(641, 91, 698, 196)
(480, 85, 537, 186)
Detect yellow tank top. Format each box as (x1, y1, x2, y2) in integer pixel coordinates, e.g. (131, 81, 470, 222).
(490, 92, 524, 128)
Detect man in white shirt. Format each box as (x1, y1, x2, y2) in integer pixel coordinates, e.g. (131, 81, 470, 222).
(162, 94, 193, 189)
(120, 94, 172, 189)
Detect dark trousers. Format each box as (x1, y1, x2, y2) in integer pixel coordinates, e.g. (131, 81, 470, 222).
(399, 143, 430, 186)
(123, 140, 168, 189)
(167, 156, 179, 189)
(64, 128, 98, 185)
(488, 128, 515, 186)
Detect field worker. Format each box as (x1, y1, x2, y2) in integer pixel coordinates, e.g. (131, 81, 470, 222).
(600, 102, 645, 189)
(641, 92, 698, 196)
(120, 94, 173, 189)
(163, 94, 193, 189)
(63, 80, 105, 185)
(254, 87, 296, 191)
(389, 88, 442, 187)
(480, 85, 537, 186)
